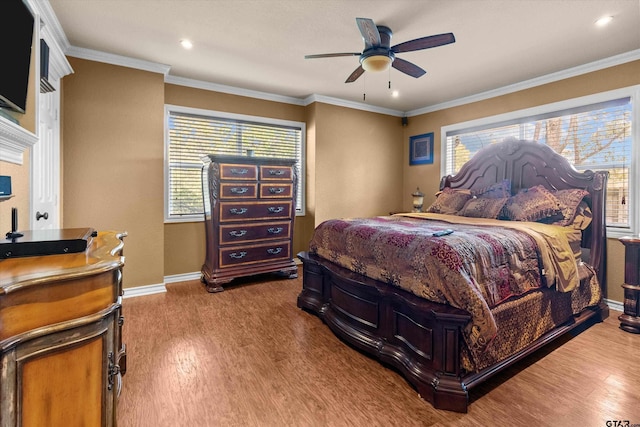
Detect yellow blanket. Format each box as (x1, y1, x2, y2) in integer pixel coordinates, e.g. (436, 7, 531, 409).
(395, 213, 580, 292)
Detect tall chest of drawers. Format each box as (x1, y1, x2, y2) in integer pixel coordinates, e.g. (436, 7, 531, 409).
(201, 154, 298, 292)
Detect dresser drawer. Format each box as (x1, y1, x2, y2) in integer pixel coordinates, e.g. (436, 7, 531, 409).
(219, 201, 293, 222)
(219, 221, 291, 245)
(259, 183, 293, 199)
(220, 182, 258, 199)
(219, 241, 291, 268)
(260, 165, 292, 181)
(220, 163, 258, 180)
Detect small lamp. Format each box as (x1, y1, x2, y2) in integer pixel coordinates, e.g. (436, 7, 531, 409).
(412, 187, 424, 212)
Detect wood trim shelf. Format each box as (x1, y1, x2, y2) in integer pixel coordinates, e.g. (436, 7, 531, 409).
(0, 117, 37, 165)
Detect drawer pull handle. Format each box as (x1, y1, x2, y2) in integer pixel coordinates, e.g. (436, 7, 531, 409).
(269, 187, 285, 194)
(229, 208, 248, 215)
(229, 251, 247, 259)
(268, 206, 284, 213)
(230, 187, 249, 194)
(267, 247, 283, 255)
(267, 227, 283, 234)
(230, 168, 249, 175)
(229, 230, 248, 237)
(269, 170, 286, 176)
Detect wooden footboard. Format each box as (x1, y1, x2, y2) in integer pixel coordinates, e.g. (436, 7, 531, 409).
(297, 251, 607, 413)
(298, 251, 472, 412)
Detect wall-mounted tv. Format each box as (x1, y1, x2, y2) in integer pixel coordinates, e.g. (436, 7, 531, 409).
(0, 0, 35, 114)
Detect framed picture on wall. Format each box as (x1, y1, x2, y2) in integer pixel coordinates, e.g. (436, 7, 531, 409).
(409, 132, 434, 165)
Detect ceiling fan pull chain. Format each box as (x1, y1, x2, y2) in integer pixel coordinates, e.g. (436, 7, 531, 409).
(363, 74, 366, 101)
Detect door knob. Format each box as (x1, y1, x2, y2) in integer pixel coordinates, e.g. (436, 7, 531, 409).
(36, 211, 49, 221)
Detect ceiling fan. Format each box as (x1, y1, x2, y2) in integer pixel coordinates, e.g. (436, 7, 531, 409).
(305, 17, 455, 83)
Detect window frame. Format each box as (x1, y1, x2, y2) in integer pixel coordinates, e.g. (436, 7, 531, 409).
(440, 85, 640, 238)
(164, 104, 306, 223)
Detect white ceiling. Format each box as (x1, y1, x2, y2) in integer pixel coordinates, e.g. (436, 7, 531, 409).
(46, 0, 640, 114)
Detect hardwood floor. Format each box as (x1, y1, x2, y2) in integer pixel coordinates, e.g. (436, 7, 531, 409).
(118, 268, 640, 426)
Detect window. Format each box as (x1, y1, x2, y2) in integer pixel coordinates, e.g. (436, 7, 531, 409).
(165, 105, 305, 222)
(442, 87, 639, 237)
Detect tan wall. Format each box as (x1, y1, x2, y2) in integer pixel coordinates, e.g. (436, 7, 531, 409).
(303, 104, 317, 243)
(403, 60, 640, 303)
(0, 157, 30, 234)
(62, 58, 165, 288)
(313, 103, 404, 226)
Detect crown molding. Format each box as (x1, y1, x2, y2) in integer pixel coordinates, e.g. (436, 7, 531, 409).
(406, 49, 640, 117)
(165, 75, 306, 106)
(303, 94, 404, 117)
(33, 0, 71, 52)
(165, 76, 404, 116)
(65, 46, 172, 76)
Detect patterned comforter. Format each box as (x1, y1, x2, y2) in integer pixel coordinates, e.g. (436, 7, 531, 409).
(308, 213, 581, 355)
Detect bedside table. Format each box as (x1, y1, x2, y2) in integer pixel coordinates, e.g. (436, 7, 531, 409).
(619, 236, 640, 334)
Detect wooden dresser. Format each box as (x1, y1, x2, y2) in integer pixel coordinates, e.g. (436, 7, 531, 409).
(0, 231, 127, 427)
(201, 155, 298, 292)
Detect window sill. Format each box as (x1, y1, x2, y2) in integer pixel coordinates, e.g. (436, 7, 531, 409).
(608, 228, 638, 240)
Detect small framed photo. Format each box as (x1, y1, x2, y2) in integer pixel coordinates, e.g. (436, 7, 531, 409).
(409, 132, 434, 165)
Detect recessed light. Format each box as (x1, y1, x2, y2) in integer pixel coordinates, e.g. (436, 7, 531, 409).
(595, 16, 613, 27)
(180, 39, 193, 49)
(392, 90, 399, 98)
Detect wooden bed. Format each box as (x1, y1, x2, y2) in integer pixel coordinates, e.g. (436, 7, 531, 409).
(297, 139, 609, 413)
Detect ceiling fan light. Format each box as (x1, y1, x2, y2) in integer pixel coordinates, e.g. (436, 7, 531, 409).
(361, 55, 392, 72)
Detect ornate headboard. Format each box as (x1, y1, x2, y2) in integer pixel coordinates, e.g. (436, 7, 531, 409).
(439, 138, 609, 293)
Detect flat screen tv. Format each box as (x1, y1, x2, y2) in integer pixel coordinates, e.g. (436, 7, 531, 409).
(0, 0, 34, 114)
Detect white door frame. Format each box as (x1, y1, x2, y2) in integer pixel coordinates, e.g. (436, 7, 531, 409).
(31, 79, 61, 230)
(29, 10, 73, 230)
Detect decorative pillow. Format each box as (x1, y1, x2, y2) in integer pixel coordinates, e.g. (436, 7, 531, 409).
(551, 189, 590, 226)
(426, 188, 472, 215)
(561, 200, 592, 230)
(472, 179, 511, 199)
(458, 196, 508, 219)
(503, 185, 562, 222)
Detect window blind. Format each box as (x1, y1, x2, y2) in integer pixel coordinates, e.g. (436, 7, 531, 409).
(445, 97, 632, 228)
(167, 110, 304, 218)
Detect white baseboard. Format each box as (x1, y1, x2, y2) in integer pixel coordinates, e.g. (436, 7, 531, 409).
(123, 282, 167, 299)
(164, 271, 202, 284)
(121, 272, 203, 299)
(605, 298, 623, 313)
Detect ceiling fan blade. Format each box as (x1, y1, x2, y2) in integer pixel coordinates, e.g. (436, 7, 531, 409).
(392, 57, 426, 78)
(391, 33, 455, 53)
(305, 52, 361, 59)
(356, 17, 381, 48)
(345, 65, 365, 83)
